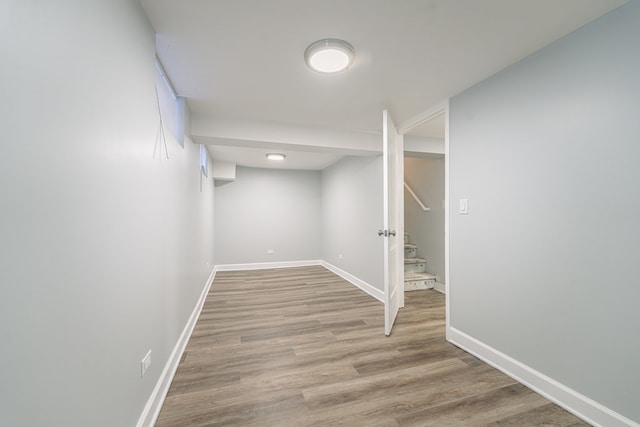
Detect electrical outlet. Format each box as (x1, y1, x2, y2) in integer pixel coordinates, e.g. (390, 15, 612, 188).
(266, 249, 274, 255)
(338, 254, 343, 260)
(141, 350, 152, 378)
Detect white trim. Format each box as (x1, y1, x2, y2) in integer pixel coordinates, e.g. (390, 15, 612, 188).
(136, 266, 217, 427)
(215, 260, 321, 271)
(434, 282, 446, 294)
(443, 99, 451, 341)
(321, 261, 384, 302)
(448, 328, 639, 427)
(397, 99, 450, 135)
(400, 99, 450, 338)
(137, 260, 382, 426)
(217, 259, 383, 302)
(207, 260, 382, 301)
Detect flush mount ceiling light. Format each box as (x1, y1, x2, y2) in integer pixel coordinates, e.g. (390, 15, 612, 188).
(266, 153, 286, 161)
(304, 38, 355, 73)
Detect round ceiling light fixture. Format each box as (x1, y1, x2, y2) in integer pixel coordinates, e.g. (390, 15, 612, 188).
(304, 39, 355, 73)
(266, 153, 286, 161)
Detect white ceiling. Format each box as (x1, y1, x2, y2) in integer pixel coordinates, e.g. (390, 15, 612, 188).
(140, 0, 626, 170)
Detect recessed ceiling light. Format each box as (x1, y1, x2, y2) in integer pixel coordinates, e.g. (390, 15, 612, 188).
(266, 153, 286, 161)
(304, 39, 355, 73)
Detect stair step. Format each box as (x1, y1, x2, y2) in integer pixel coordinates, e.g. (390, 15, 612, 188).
(404, 272, 436, 291)
(404, 244, 417, 258)
(405, 272, 436, 281)
(404, 257, 426, 273)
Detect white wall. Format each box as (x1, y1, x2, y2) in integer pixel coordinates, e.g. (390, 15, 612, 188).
(0, 2, 215, 426)
(449, 1, 640, 423)
(214, 167, 322, 264)
(322, 156, 384, 291)
(404, 157, 445, 284)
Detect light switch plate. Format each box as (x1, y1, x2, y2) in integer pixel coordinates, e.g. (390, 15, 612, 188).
(459, 199, 469, 215)
(141, 350, 152, 378)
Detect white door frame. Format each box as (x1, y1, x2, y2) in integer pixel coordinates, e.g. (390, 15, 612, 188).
(397, 99, 450, 339)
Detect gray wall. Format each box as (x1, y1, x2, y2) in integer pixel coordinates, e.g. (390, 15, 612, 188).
(215, 158, 383, 292)
(0, 2, 215, 426)
(322, 156, 384, 291)
(404, 157, 445, 284)
(214, 167, 322, 264)
(449, 1, 640, 422)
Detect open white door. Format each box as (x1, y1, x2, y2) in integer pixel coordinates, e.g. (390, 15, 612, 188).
(381, 110, 404, 336)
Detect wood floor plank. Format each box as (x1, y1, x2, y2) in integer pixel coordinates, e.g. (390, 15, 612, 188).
(155, 266, 589, 426)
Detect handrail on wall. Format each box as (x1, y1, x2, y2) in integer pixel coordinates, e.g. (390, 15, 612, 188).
(404, 181, 430, 211)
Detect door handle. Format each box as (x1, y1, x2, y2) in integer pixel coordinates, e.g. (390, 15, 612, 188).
(378, 229, 387, 237)
(389, 230, 396, 237)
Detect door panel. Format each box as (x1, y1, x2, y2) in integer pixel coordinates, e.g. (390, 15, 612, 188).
(382, 110, 404, 336)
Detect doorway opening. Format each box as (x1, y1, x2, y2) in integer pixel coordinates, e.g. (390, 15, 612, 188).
(403, 113, 445, 294)
(396, 101, 449, 335)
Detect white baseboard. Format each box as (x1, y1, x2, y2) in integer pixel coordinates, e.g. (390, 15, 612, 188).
(136, 267, 217, 427)
(216, 259, 382, 301)
(136, 260, 382, 426)
(320, 261, 384, 302)
(215, 260, 322, 271)
(214, 261, 383, 302)
(434, 282, 446, 294)
(448, 327, 639, 427)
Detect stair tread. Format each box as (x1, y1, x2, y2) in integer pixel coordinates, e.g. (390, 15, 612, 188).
(404, 257, 426, 263)
(404, 272, 436, 280)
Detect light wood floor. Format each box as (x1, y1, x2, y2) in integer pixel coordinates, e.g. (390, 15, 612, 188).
(156, 266, 588, 426)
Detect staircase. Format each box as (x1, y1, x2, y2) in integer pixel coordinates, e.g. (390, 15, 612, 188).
(404, 232, 436, 291)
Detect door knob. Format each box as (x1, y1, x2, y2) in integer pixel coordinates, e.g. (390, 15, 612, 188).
(378, 229, 387, 237)
(389, 230, 397, 237)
